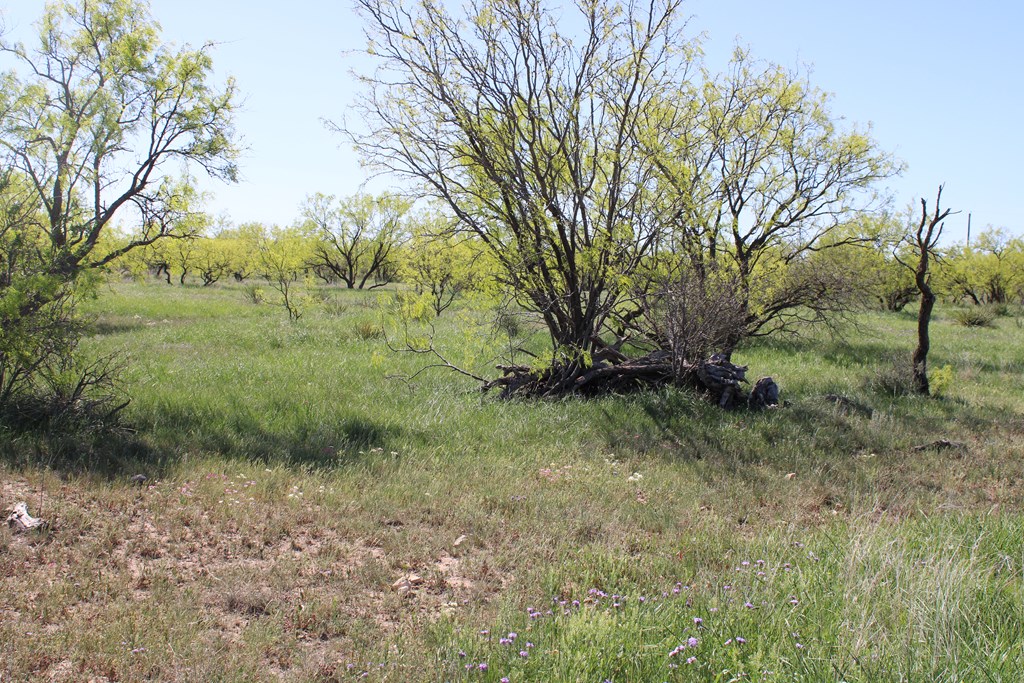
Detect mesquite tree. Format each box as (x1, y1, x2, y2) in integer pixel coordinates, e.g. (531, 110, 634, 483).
(0, 0, 238, 415)
(649, 51, 897, 352)
(348, 0, 895, 397)
(347, 0, 692, 382)
(302, 192, 409, 289)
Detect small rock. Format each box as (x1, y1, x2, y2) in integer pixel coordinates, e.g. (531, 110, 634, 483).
(785, 472, 796, 480)
(391, 573, 424, 592)
(129, 474, 148, 486)
(453, 534, 468, 548)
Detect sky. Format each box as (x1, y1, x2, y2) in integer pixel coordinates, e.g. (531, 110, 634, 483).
(1, 1, 1021, 242)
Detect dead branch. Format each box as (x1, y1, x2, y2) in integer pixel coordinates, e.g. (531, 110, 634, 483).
(5, 502, 47, 533)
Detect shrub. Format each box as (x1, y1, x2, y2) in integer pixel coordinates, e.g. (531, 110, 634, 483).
(355, 321, 385, 340)
(864, 354, 915, 397)
(322, 297, 350, 316)
(930, 364, 955, 398)
(243, 285, 266, 305)
(988, 302, 1011, 317)
(952, 307, 995, 328)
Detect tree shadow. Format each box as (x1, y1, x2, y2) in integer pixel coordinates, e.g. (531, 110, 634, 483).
(151, 405, 406, 470)
(596, 389, 741, 462)
(596, 381, 1022, 479)
(0, 407, 406, 481)
(0, 424, 163, 479)
(753, 334, 904, 369)
(84, 319, 145, 336)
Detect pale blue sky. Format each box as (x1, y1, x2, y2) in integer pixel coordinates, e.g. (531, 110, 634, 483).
(2, 1, 1020, 241)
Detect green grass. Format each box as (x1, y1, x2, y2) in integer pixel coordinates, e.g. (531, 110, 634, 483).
(2, 280, 1023, 681)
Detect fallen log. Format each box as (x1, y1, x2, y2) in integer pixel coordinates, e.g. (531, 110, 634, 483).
(911, 439, 967, 453)
(482, 351, 779, 409)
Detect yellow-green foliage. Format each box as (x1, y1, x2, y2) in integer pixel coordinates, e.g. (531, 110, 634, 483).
(399, 225, 497, 317)
(930, 364, 954, 397)
(939, 228, 1024, 305)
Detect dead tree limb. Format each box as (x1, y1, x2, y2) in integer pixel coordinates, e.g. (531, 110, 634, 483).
(5, 502, 47, 533)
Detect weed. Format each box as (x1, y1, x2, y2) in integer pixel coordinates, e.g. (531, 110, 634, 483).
(323, 297, 350, 316)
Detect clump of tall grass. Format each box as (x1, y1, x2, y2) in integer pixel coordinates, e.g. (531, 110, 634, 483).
(354, 320, 385, 340)
(322, 297, 350, 316)
(952, 306, 995, 328)
(242, 284, 266, 305)
(864, 353, 915, 397)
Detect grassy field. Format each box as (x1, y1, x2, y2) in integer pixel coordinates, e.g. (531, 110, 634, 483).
(2, 280, 1023, 682)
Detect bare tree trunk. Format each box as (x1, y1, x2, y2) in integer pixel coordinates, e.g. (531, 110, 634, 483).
(911, 281, 935, 394)
(907, 186, 954, 396)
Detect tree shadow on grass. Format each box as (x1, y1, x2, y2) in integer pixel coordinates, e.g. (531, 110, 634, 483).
(84, 318, 145, 337)
(753, 334, 904, 370)
(594, 388, 749, 462)
(0, 407, 406, 480)
(0, 423, 163, 479)
(146, 404, 406, 471)
(596, 380, 1021, 477)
